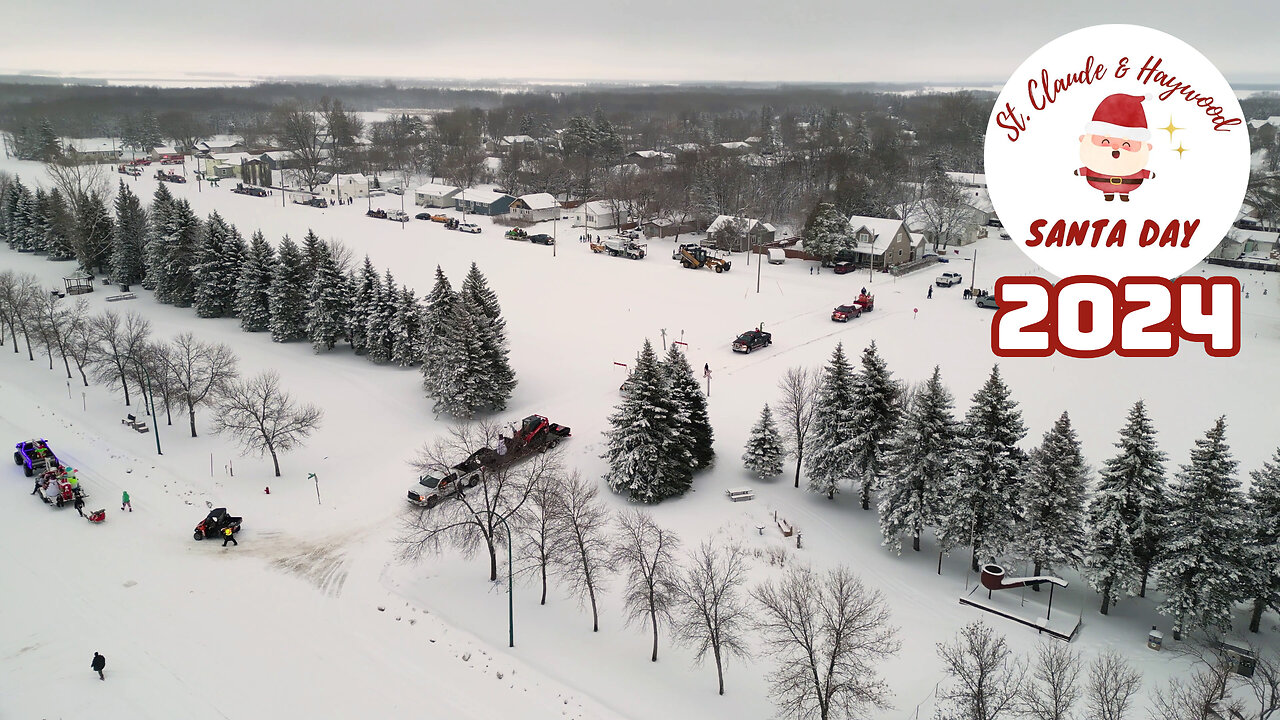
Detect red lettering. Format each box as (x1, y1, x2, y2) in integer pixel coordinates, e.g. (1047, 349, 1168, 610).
(1026, 219, 1047, 247)
(1106, 220, 1126, 247)
(1138, 220, 1160, 247)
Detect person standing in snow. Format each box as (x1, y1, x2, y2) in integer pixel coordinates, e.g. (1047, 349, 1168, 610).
(222, 526, 237, 547)
(91, 652, 106, 680)
(121, 490, 132, 512)
(74, 495, 86, 517)
(927, 285, 933, 299)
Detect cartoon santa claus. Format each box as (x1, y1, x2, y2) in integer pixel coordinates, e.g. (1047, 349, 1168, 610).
(1073, 94, 1155, 202)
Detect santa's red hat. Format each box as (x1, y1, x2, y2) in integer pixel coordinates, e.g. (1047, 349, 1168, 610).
(1084, 93, 1150, 141)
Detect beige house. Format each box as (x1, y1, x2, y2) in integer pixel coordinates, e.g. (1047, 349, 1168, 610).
(319, 173, 370, 201)
(413, 182, 461, 208)
(846, 215, 918, 268)
(572, 200, 626, 230)
(509, 193, 561, 222)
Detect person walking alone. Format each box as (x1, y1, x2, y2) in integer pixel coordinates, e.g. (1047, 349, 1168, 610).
(74, 494, 86, 518)
(91, 652, 106, 680)
(927, 285, 933, 299)
(121, 490, 132, 512)
(222, 526, 237, 547)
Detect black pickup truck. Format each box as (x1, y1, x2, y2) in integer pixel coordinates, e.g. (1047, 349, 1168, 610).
(732, 329, 773, 353)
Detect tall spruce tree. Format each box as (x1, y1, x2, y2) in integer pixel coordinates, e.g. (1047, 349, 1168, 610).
(269, 235, 308, 342)
(348, 256, 380, 355)
(850, 341, 901, 510)
(1083, 400, 1165, 613)
(143, 182, 175, 290)
(602, 339, 692, 503)
(74, 191, 114, 274)
(938, 365, 1027, 571)
(663, 343, 714, 470)
(306, 240, 349, 352)
(1155, 417, 1248, 639)
(150, 197, 201, 306)
(459, 262, 505, 333)
(743, 404, 785, 479)
(879, 366, 958, 553)
(111, 181, 147, 285)
(192, 212, 246, 318)
(0, 176, 22, 246)
(421, 266, 457, 400)
(429, 297, 491, 418)
(300, 229, 325, 279)
(1018, 411, 1088, 587)
(12, 183, 35, 251)
(459, 262, 516, 410)
(1246, 448, 1280, 633)
(390, 286, 424, 366)
(29, 188, 50, 254)
(806, 343, 858, 500)
(235, 231, 276, 332)
(364, 269, 397, 363)
(43, 187, 74, 260)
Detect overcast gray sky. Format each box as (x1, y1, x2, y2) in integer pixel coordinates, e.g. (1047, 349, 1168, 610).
(2, 0, 1277, 85)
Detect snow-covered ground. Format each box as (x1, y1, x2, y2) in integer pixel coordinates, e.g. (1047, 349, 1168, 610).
(2, 155, 1280, 719)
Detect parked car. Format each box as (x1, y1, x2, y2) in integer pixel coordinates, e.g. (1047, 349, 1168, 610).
(732, 329, 773, 353)
(386, 210, 410, 223)
(430, 214, 450, 223)
(833, 261, 855, 275)
(975, 294, 1001, 309)
(387, 186, 404, 195)
(527, 233, 555, 245)
(415, 212, 433, 220)
(457, 223, 482, 234)
(936, 272, 964, 287)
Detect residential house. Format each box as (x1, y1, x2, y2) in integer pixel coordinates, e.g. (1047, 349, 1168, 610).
(665, 143, 702, 162)
(319, 173, 370, 202)
(572, 200, 626, 230)
(704, 215, 776, 253)
(844, 215, 918, 268)
(414, 182, 462, 208)
(1248, 116, 1280, 130)
(454, 189, 515, 216)
(203, 152, 258, 180)
(509, 193, 561, 222)
(714, 141, 753, 156)
(259, 151, 298, 170)
(899, 188, 994, 247)
(642, 217, 699, 239)
(488, 135, 538, 155)
(1211, 229, 1279, 261)
(945, 171, 987, 188)
(196, 139, 247, 156)
(626, 150, 674, 169)
(61, 138, 121, 163)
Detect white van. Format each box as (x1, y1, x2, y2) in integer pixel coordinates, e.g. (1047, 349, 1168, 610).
(767, 248, 786, 265)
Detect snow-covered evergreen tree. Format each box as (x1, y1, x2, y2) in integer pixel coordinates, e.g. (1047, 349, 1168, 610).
(193, 212, 245, 318)
(235, 231, 275, 332)
(1246, 448, 1280, 633)
(0, 176, 22, 246)
(364, 269, 397, 363)
(459, 262, 505, 333)
(602, 339, 692, 502)
(29, 188, 50, 254)
(663, 343, 714, 470)
(269, 235, 308, 342)
(142, 182, 175, 290)
(429, 297, 491, 418)
(300, 229, 325, 279)
(348, 255, 379, 355)
(879, 366, 958, 553)
(803, 202, 851, 263)
(111, 181, 147, 285)
(458, 262, 516, 410)
(1083, 400, 1165, 613)
(390, 285, 424, 366)
(938, 365, 1027, 571)
(420, 265, 457, 396)
(1155, 416, 1248, 639)
(150, 197, 200, 306)
(74, 191, 115, 274)
(806, 343, 858, 500)
(743, 404, 784, 479)
(43, 187, 74, 260)
(306, 240, 350, 352)
(850, 341, 900, 510)
(12, 183, 35, 251)
(1018, 411, 1088, 585)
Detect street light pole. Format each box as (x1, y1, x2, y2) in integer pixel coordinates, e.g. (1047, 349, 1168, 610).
(477, 510, 515, 648)
(970, 248, 978, 293)
(131, 358, 162, 456)
(756, 242, 762, 294)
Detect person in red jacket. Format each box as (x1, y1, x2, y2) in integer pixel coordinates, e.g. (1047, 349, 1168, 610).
(1074, 94, 1156, 202)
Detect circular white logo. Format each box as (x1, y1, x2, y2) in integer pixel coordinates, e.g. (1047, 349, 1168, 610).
(985, 24, 1249, 281)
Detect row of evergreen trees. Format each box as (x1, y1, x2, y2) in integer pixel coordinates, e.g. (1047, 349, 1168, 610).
(741, 344, 1280, 638)
(1, 175, 517, 418)
(1, 174, 115, 272)
(602, 339, 714, 503)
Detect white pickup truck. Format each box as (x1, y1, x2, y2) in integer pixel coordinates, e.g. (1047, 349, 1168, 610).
(936, 271, 964, 287)
(406, 451, 485, 508)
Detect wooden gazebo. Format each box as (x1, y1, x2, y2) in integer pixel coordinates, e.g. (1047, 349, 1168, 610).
(63, 271, 94, 296)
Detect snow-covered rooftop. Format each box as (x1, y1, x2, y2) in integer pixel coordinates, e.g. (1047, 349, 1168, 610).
(846, 215, 906, 255)
(515, 193, 558, 210)
(500, 135, 536, 144)
(706, 215, 775, 235)
(456, 188, 511, 203)
(326, 173, 368, 185)
(414, 182, 461, 196)
(946, 171, 987, 187)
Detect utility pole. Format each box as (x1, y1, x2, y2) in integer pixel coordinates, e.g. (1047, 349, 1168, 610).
(756, 242, 762, 294)
(970, 248, 978, 293)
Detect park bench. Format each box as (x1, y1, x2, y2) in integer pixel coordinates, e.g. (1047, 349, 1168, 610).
(726, 487, 755, 502)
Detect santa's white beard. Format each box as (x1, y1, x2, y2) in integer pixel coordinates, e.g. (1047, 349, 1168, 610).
(1079, 141, 1148, 176)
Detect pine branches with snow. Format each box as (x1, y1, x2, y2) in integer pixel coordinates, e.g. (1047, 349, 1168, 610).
(305, 240, 350, 352)
(111, 181, 147, 285)
(193, 212, 246, 318)
(663, 343, 714, 470)
(850, 341, 900, 510)
(1246, 447, 1280, 633)
(235, 231, 275, 332)
(743, 404, 784, 479)
(806, 343, 857, 500)
(268, 235, 308, 342)
(1018, 411, 1088, 583)
(602, 339, 693, 503)
(878, 366, 958, 553)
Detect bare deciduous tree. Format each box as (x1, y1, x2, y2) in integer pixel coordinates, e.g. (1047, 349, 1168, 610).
(134, 341, 178, 425)
(400, 422, 549, 582)
(1021, 641, 1081, 720)
(515, 465, 567, 605)
(162, 332, 238, 437)
(672, 541, 750, 696)
(752, 565, 900, 720)
(88, 310, 151, 405)
(611, 510, 681, 662)
(550, 471, 614, 632)
(64, 305, 95, 386)
(776, 366, 818, 488)
(935, 620, 1026, 720)
(1084, 650, 1141, 720)
(271, 101, 329, 192)
(1244, 649, 1280, 720)
(33, 290, 81, 377)
(1149, 663, 1244, 720)
(45, 154, 110, 216)
(213, 370, 323, 477)
(0, 271, 39, 360)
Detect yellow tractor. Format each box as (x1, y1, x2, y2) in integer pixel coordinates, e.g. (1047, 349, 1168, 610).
(675, 244, 732, 273)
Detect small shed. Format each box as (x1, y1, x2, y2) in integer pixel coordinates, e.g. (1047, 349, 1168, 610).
(509, 193, 560, 222)
(63, 271, 94, 295)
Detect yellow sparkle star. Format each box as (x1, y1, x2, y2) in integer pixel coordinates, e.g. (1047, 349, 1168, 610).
(1174, 143, 1189, 158)
(1161, 116, 1183, 142)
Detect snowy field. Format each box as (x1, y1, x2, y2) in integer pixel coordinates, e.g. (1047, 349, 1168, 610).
(2, 154, 1280, 719)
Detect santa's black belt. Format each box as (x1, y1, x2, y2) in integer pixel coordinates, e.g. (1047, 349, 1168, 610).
(1085, 176, 1144, 185)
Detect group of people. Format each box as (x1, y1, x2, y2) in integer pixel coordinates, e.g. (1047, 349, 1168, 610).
(30, 465, 82, 508)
